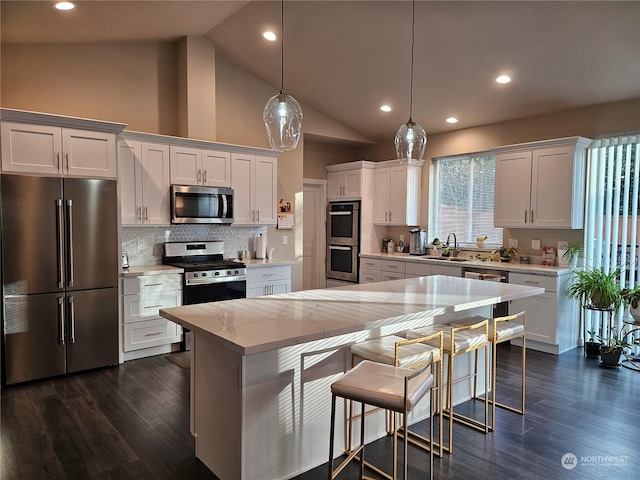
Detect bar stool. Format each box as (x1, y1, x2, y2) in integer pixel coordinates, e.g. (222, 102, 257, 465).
(449, 311, 526, 430)
(328, 358, 435, 480)
(406, 318, 489, 453)
(350, 332, 444, 459)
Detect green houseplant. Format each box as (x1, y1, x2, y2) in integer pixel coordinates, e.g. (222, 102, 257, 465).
(585, 329, 601, 359)
(598, 328, 631, 367)
(566, 267, 623, 310)
(558, 242, 583, 268)
(621, 286, 640, 322)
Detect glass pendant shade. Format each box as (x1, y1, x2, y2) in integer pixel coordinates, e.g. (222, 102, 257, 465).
(263, 92, 303, 151)
(395, 120, 426, 166)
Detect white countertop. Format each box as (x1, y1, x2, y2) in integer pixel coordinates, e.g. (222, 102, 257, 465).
(360, 251, 571, 276)
(160, 275, 544, 356)
(241, 258, 295, 267)
(121, 265, 184, 277)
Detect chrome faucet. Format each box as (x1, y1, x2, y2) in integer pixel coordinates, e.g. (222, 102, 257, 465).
(445, 232, 460, 257)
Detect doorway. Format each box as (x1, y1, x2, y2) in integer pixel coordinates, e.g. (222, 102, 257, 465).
(302, 179, 327, 290)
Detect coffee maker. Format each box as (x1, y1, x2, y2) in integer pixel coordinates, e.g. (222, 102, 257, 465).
(409, 229, 427, 255)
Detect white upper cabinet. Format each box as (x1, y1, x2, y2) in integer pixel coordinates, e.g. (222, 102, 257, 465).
(373, 162, 421, 226)
(119, 138, 170, 225)
(326, 161, 377, 201)
(493, 137, 592, 229)
(2, 122, 118, 178)
(231, 153, 277, 225)
(169, 145, 231, 187)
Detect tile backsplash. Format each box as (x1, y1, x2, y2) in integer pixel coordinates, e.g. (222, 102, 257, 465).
(122, 225, 268, 266)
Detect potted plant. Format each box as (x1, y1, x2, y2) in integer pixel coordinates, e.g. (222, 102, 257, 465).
(585, 329, 601, 359)
(598, 328, 631, 367)
(558, 242, 583, 268)
(566, 267, 623, 310)
(493, 246, 518, 263)
(621, 286, 640, 322)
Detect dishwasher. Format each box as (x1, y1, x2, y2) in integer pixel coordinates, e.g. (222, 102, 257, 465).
(462, 267, 509, 317)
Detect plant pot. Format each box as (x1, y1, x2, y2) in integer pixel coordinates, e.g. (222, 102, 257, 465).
(500, 257, 510, 263)
(630, 304, 640, 323)
(600, 349, 622, 368)
(591, 288, 614, 310)
(585, 341, 601, 359)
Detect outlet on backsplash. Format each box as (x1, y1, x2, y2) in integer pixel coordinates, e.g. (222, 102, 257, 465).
(508, 238, 518, 248)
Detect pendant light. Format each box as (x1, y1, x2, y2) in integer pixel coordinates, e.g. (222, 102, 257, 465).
(395, 0, 426, 166)
(263, 0, 303, 151)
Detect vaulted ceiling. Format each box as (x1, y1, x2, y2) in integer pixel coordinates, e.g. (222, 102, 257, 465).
(3, 1, 639, 142)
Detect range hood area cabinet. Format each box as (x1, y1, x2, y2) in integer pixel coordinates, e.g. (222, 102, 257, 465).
(493, 136, 592, 229)
(1, 109, 125, 178)
(373, 161, 421, 226)
(169, 145, 231, 187)
(118, 137, 171, 225)
(326, 161, 376, 200)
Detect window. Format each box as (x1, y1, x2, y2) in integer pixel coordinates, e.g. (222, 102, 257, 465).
(429, 152, 502, 245)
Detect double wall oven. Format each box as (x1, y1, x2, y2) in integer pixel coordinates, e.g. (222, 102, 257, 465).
(163, 241, 246, 349)
(326, 201, 360, 283)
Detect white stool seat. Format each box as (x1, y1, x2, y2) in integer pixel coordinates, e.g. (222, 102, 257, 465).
(449, 317, 524, 342)
(332, 360, 434, 412)
(351, 335, 441, 367)
(407, 323, 488, 353)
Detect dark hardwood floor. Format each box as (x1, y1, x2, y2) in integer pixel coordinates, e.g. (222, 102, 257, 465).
(2, 345, 638, 479)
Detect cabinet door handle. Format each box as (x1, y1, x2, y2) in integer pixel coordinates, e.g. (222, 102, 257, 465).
(144, 304, 163, 309)
(531, 210, 534, 223)
(524, 210, 528, 224)
(256, 210, 260, 221)
(56, 152, 61, 170)
(197, 169, 202, 183)
(264, 285, 268, 296)
(270, 284, 274, 295)
(144, 283, 162, 287)
(144, 206, 148, 220)
(385, 212, 388, 222)
(203, 170, 207, 184)
(65, 153, 69, 172)
(523, 280, 540, 285)
(388, 211, 392, 222)
(137, 206, 142, 221)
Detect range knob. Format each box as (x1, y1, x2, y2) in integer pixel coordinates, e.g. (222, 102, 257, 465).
(234, 270, 240, 275)
(193, 272, 199, 278)
(227, 270, 232, 275)
(214, 271, 220, 276)
(201, 272, 207, 277)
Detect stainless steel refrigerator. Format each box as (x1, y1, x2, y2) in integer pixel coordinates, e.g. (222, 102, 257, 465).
(1, 174, 119, 385)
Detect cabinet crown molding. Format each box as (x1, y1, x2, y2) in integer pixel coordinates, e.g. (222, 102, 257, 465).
(1, 108, 127, 134)
(491, 136, 592, 154)
(326, 160, 377, 172)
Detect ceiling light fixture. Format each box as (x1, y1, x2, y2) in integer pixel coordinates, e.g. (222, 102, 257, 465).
(380, 105, 392, 113)
(496, 74, 511, 84)
(446, 117, 459, 124)
(263, 31, 277, 42)
(52, 2, 75, 10)
(395, 0, 426, 166)
(263, 0, 303, 151)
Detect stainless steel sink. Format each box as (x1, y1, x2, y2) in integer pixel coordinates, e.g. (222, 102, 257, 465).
(422, 256, 469, 262)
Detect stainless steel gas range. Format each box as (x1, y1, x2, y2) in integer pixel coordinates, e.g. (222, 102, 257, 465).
(162, 241, 246, 349)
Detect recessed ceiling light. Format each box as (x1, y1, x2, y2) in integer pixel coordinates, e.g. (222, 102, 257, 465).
(496, 75, 511, 84)
(380, 105, 392, 113)
(263, 31, 277, 42)
(446, 117, 459, 124)
(53, 2, 76, 10)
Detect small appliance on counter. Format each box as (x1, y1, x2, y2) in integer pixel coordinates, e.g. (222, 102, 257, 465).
(122, 251, 130, 269)
(409, 228, 428, 255)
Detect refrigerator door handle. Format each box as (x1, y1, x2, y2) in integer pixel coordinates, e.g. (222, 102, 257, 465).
(58, 296, 65, 345)
(56, 199, 65, 289)
(66, 199, 74, 288)
(69, 296, 76, 344)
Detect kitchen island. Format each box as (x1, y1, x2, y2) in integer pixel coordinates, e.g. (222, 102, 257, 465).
(160, 275, 544, 480)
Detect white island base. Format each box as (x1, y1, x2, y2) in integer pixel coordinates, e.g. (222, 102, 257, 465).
(161, 276, 544, 479)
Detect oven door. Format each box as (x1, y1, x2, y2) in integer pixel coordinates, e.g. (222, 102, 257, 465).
(327, 202, 359, 245)
(327, 245, 358, 282)
(183, 279, 247, 305)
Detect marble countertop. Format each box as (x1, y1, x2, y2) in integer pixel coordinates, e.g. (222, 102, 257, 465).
(241, 258, 295, 267)
(121, 265, 184, 277)
(160, 275, 544, 356)
(360, 252, 572, 276)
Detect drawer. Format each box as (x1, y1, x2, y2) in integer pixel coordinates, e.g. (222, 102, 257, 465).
(381, 260, 406, 274)
(123, 291, 182, 323)
(405, 262, 432, 277)
(123, 318, 181, 352)
(359, 269, 381, 284)
(123, 274, 182, 296)
(247, 265, 291, 283)
(381, 272, 404, 281)
(360, 258, 381, 270)
(510, 273, 557, 293)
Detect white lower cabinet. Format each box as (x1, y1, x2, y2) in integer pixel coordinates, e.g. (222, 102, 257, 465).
(509, 272, 578, 354)
(247, 265, 291, 298)
(122, 273, 182, 355)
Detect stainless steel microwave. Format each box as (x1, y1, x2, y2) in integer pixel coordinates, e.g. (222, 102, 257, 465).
(170, 185, 234, 224)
